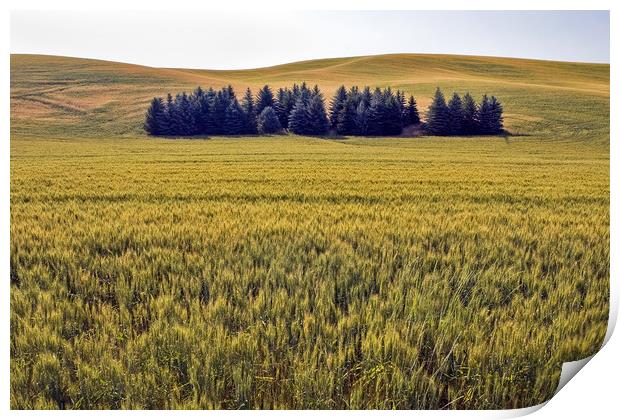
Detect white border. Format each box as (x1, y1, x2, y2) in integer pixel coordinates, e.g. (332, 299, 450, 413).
(2, 1, 616, 419)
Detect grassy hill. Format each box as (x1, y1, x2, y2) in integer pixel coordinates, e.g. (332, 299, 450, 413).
(10, 54, 610, 409)
(11, 53, 609, 140)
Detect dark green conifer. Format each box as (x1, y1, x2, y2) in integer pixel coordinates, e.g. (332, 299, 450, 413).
(177, 92, 197, 135)
(241, 88, 257, 134)
(366, 88, 386, 135)
(306, 91, 329, 135)
(288, 97, 310, 135)
(256, 85, 275, 115)
(224, 99, 244, 135)
(477, 94, 493, 134)
(257, 106, 282, 134)
(404, 95, 420, 125)
(461, 93, 479, 135)
(426, 87, 450, 135)
(355, 102, 370, 135)
(144, 97, 166, 135)
(329, 86, 348, 129)
(336, 96, 358, 135)
(275, 88, 294, 129)
(447, 93, 464, 135)
(382, 95, 404, 135)
(488, 96, 504, 134)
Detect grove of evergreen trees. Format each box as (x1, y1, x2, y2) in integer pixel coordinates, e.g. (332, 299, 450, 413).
(425, 88, 504, 136)
(144, 84, 503, 137)
(328, 85, 419, 136)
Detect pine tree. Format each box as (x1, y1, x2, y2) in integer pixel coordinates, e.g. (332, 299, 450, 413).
(396, 90, 406, 115)
(461, 93, 479, 135)
(382, 95, 404, 136)
(306, 92, 329, 135)
(165, 93, 180, 135)
(366, 88, 386, 135)
(488, 96, 504, 134)
(311, 84, 321, 99)
(257, 106, 282, 134)
(144, 97, 166, 135)
(329, 86, 348, 129)
(224, 99, 244, 135)
(447, 93, 464, 135)
(208, 90, 227, 135)
(256, 85, 275, 115)
(241, 88, 257, 134)
(477, 94, 493, 135)
(291, 83, 301, 102)
(336, 96, 358, 135)
(288, 97, 310, 135)
(275, 88, 295, 129)
(193, 87, 211, 135)
(223, 85, 236, 102)
(177, 92, 197, 136)
(426, 87, 450, 135)
(404, 95, 420, 125)
(360, 86, 372, 107)
(297, 82, 311, 105)
(355, 101, 370, 135)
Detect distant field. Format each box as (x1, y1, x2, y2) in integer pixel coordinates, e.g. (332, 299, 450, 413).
(10, 54, 609, 409)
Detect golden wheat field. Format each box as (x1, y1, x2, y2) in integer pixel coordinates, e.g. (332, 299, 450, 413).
(10, 54, 609, 409)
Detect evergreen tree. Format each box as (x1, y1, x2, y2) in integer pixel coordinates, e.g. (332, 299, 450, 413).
(360, 86, 372, 107)
(426, 87, 450, 135)
(257, 106, 282, 134)
(223, 85, 236, 103)
(366, 88, 386, 135)
(447, 93, 464, 135)
(396, 90, 406, 114)
(336, 96, 358, 135)
(355, 101, 370, 135)
(224, 99, 244, 135)
(241, 88, 257, 134)
(311, 84, 321, 99)
(404, 95, 420, 125)
(256, 85, 275, 115)
(288, 97, 310, 135)
(461, 93, 479, 135)
(477, 94, 493, 135)
(382, 95, 404, 135)
(165, 93, 180, 135)
(488, 96, 504, 134)
(208, 90, 228, 135)
(329, 86, 348, 129)
(306, 92, 329, 135)
(275, 88, 286, 126)
(194, 87, 211, 135)
(291, 83, 301, 102)
(177, 92, 197, 135)
(298, 82, 311, 104)
(144, 97, 166, 135)
(275, 88, 294, 129)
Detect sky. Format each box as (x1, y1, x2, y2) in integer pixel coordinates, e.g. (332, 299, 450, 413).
(10, 10, 610, 69)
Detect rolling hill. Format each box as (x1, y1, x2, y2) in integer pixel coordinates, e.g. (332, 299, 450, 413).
(10, 53, 609, 140)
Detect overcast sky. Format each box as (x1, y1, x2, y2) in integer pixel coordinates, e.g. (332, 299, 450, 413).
(10, 10, 610, 69)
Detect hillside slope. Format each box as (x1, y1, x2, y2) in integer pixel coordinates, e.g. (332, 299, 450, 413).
(10, 53, 609, 140)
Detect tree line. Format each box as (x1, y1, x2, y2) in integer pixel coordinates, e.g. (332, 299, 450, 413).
(144, 83, 503, 137)
(425, 88, 503, 135)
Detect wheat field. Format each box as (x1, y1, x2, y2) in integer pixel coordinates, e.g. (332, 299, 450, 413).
(10, 53, 609, 409)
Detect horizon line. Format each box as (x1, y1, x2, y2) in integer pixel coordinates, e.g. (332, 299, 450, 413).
(10, 51, 611, 71)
